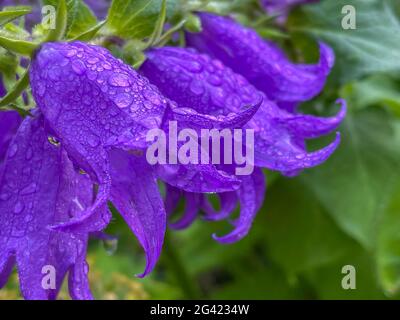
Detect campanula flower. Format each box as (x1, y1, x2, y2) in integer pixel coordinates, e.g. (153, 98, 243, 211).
(186, 12, 333, 111)
(140, 46, 345, 242)
(0, 111, 109, 299)
(0, 40, 243, 299)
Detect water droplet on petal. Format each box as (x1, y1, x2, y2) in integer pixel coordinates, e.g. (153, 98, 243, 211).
(113, 93, 132, 108)
(25, 148, 33, 160)
(0, 193, 11, 201)
(72, 60, 86, 75)
(108, 73, 131, 87)
(87, 134, 100, 147)
(190, 80, 204, 95)
(20, 183, 37, 195)
(87, 57, 99, 64)
(14, 201, 24, 214)
(8, 144, 18, 158)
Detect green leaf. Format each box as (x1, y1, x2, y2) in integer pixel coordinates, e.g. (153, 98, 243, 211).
(0, 7, 32, 27)
(71, 19, 107, 41)
(43, 0, 97, 39)
(341, 75, 400, 116)
(305, 250, 388, 299)
(290, 0, 400, 83)
(146, 0, 167, 47)
(302, 109, 400, 250)
(0, 48, 18, 80)
(377, 182, 400, 295)
(107, 0, 178, 40)
(0, 36, 37, 56)
(212, 262, 304, 299)
(45, 0, 67, 41)
(0, 69, 29, 108)
(263, 179, 357, 276)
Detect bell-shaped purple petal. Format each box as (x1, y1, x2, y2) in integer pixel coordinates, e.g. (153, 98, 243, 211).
(0, 111, 21, 163)
(202, 192, 238, 222)
(30, 41, 167, 231)
(141, 46, 344, 175)
(186, 13, 334, 107)
(141, 47, 262, 129)
(0, 113, 105, 299)
(213, 168, 266, 243)
(169, 192, 202, 230)
(109, 149, 166, 278)
(154, 103, 242, 193)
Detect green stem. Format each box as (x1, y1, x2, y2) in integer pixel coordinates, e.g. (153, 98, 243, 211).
(163, 232, 203, 300)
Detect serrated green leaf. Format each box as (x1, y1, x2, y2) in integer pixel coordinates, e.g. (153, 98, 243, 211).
(290, 0, 400, 83)
(0, 7, 32, 26)
(107, 0, 178, 40)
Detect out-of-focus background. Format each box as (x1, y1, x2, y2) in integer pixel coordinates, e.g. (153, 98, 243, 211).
(1, 0, 400, 300)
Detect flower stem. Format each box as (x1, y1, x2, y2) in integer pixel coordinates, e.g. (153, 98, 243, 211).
(163, 232, 203, 300)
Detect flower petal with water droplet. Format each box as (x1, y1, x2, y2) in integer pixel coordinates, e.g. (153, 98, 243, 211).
(186, 13, 334, 107)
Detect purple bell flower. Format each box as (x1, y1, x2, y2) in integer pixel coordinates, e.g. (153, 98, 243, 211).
(186, 12, 333, 111)
(0, 111, 108, 299)
(140, 46, 345, 242)
(0, 41, 242, 299)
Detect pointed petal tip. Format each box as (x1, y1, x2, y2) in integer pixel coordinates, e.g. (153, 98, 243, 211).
(212, 228, 248, 244)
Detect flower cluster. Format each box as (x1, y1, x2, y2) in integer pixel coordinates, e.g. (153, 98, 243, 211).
(0, 9, 344, 299)
(140, 13, 345, 243)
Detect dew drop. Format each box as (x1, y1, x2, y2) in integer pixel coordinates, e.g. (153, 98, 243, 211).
(0, 193, 11, 201)
(72, 60, 86, 75)
(108, 73, 131, 87)
(20, 183, 37, 195)
(14, 201, 24, 214)
(190, 80, 205, 95)
(113, 93, 132, 108)
(87, 57, 99, 64)
(87, 134, 100, 147)
(207, 74, 222, 86)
